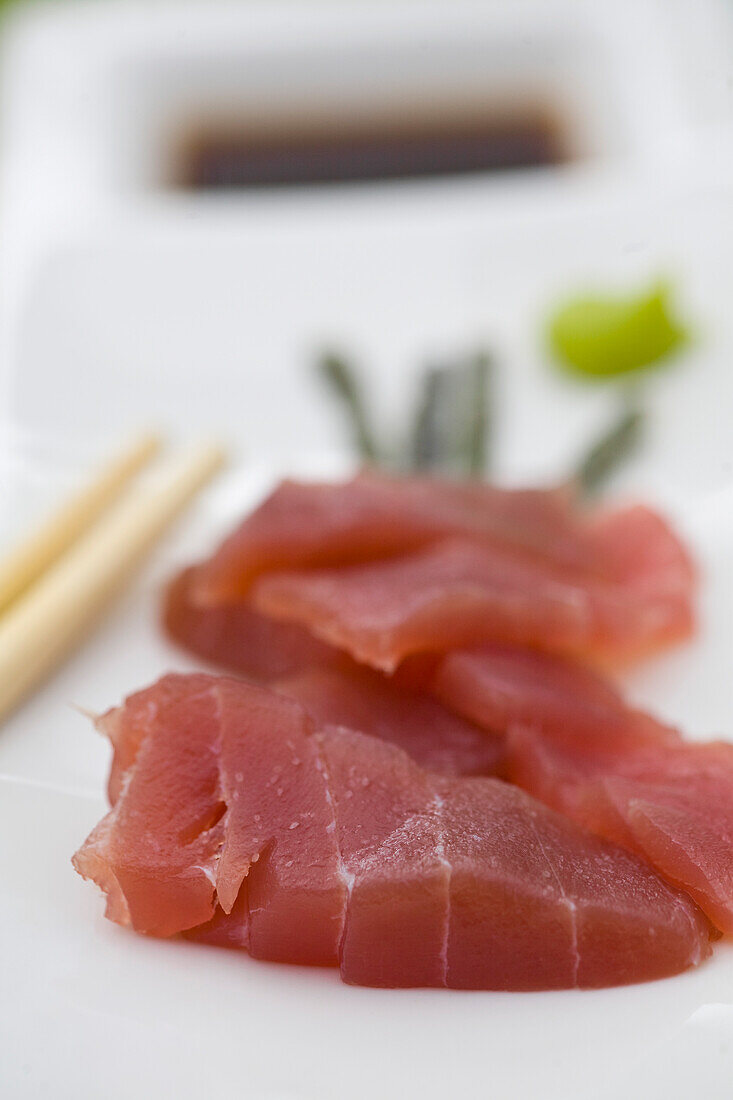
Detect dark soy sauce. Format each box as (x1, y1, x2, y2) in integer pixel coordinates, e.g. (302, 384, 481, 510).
(174, 106, 568, 189)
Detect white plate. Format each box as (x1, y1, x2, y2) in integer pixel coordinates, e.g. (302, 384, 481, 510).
(2, 456, 733, 1100)
(3, 5, 733, 1094)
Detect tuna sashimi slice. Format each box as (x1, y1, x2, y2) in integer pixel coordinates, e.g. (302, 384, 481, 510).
(163, 566, 338, 681)
(184, 891, 251, 950)
(315, 726, 710, 989)
(437, 776, 709, 990)
(74, 674, 347, 960)
(73, 675, 225, 936)
(318, 726, 450, 988)
(586, 504, 695, 600)
(432, 644, 679, 749)
(74, 674, 712, 989)
(275, 665, 505, 778)
(164, 569, 503, 775)
(194, 472, 590, 603)
(213, 678, 347, 964)
(509, 727, 733, 935)
(254, 533, 691, 672)
(431, 645, 733, 933)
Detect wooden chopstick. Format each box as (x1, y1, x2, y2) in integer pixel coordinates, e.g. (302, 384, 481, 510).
(0, 442, 226, 722)
(0, 432, 161, 614)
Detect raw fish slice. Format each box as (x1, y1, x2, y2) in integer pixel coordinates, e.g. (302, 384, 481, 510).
(254, 534, 691, 672)
(600, 765, 733, 936)
(75, 675, 713, 989)
(165, 570, 500, 776)
(73, 676, 225, 936)
(102, 672, 222, 806)
(509, 727, 733, 934)
(163, 566, 339, 681)
(318, 726, 450, 988)
(194, 472, 591, 603)
(275, 665, 505, 777)
(432, 644, 678, 748)
(318, 728, 709, 988)
(432, 645, 733, 932)
(587, 504, 695, 599)
(183, 891, 250, 950)
(213, 679, 347, 964)
(254, 539, 589, 672)
(75, 675, 347, 959)
(583, 505, 695, 663)
(437, 777, 709, 990)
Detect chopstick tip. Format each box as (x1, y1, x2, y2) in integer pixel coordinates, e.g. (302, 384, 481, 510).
(69, 702, 101, 724)
(194, 440, 229, 475)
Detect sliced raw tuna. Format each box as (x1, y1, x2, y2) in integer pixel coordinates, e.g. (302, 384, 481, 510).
(163, 565, 339, 680)
(432, 645, 733, 932)
(317, 726, 450, 987)
(432, 644, 679, 748)
(193, 471, 594, 603)
(164, 571, 502, 775)
(435, 775, 709, 990)
(183, 891, 251, 950)
(74, 674, 712, 989)
(213, 678, 347, 964)
(509, 726, 733, 935)
(75, 674, 348, 960)
(583, 504, 696, 663)
(274, 664, 505, 777)
(73, 675, 225, 936)
(587, 504, 695, 604)
(254, 531, 692, 672)
(320, 727, 710, 989)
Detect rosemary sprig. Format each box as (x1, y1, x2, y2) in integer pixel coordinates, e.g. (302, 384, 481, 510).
(318, 344, 640, 493)
(466, 350, 491, 476)
(317, 351, 380, 463)
(574, 399, 644, 496)
(411, 351, 491, 476)
(411, 368, 442, 471)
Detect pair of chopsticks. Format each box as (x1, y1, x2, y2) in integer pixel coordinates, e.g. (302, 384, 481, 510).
(0, 434, 226, 722)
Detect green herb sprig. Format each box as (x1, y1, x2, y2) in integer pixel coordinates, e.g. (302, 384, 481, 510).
(574, 398, 644, 496)
(411, 352, 491, 476)
(317, 352, 380, 464)
(316, 349, 492, 478)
